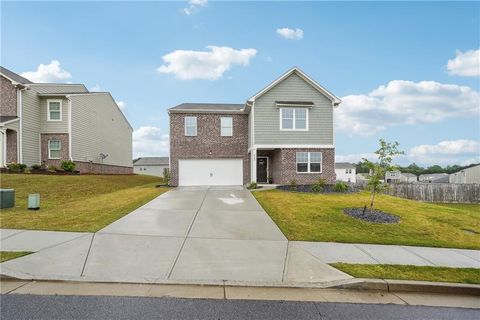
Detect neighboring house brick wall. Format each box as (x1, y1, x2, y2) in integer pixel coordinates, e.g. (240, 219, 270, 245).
(40, 133, 69, 167)
(6, 129, 17, 163)
(74, 161, 133, 174)
(273, 148, 335, 184)
(0, 75, 17, 117)
(170, 113, 249, 186)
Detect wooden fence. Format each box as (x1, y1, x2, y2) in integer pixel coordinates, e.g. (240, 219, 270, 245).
(380, 183, 480, 203)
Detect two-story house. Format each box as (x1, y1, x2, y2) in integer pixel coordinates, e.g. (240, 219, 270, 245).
(335, 162, 356, 183)
(0, 66, 133, 173)
(169, 67, 341, 186)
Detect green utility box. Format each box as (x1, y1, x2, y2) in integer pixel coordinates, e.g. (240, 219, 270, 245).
(0, 189, 15, 209)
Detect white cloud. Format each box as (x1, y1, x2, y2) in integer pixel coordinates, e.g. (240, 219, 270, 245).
(90, 84, 101, 92)
(410, 139, 479, 157)
(276, 28, 304, 40)
(447, 49, 480, 77)
(21, 60, 72, 83)
(183, 0, 208, 15)
(133, 126, 169, 158)
(157, 46, 257, 80)
(336, 80, 480, 136)
(115, 101, 126, 111)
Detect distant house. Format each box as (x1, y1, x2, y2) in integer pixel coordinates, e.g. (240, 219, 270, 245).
(385, 171, 417, 183)
(335, 162, 356, 183)
(419, 173, 449, 183)
(133, 157, 169, 177)
(449, 165, 480, 184)
(0, 66, 133, 173)
(356, 173, 369, 183)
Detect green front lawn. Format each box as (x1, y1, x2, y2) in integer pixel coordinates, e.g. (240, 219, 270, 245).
(252, 190, 480, 249)
(0, 174, 169, 232)
(0, 251, 32, 263)
(331, 263, 480, 284)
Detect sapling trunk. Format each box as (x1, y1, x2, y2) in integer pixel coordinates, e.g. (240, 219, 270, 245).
(370, 189, 376, 209)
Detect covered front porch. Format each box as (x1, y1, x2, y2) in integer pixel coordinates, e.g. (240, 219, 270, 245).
(0, 117, 20, 167)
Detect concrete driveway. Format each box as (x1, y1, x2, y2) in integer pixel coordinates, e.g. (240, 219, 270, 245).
(1, 187, 350, 284)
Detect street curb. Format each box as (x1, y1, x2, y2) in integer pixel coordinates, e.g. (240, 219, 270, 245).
(329, 278, 480, 295)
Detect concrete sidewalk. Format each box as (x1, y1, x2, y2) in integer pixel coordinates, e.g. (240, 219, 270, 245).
(0, 186, 479, 286)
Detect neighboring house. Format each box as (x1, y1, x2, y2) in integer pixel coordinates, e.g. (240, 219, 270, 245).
(356, 173, 369, 183)
(169, 67, 341, 186)
(449, 165, 480, 184)
(335, 162, 356, 183)
(418, 173, 449, 183)
(0, 66, 133, 173)
(133, 157, 169, 177)
(385, 171, 418, 183)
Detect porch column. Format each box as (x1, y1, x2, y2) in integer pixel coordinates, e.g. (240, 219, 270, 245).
(250, 148, 257, 183)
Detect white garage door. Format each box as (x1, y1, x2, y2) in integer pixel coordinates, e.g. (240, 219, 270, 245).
(179, 159, 243, 186)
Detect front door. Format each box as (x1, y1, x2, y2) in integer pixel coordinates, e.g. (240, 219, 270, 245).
(256, 157, 268, 183)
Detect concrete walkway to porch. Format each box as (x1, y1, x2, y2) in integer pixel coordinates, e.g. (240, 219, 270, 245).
(0, 186, 478, 285)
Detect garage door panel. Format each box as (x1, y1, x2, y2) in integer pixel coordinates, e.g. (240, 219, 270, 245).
(179, 159, 243, 186)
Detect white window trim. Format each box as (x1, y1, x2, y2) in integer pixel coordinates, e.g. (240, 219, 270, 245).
(184, 116, 197, 136)
(296, 151, 322, 174)
(47, 99, 63, 122)
(48, 139, 61, 160)
(220, 116, 233, 137)
(279, 107, 308, 131)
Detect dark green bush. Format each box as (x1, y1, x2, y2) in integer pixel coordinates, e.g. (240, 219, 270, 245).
(247, 182, 258, 190)
(6, 163, 27, 173)
(163, 168, 171, 185)
(311, 178, 326, 193)
(47, 165, 58, 172)
(333, 181, 349, 193)
(61, 160, 76, 172)
(31, 164, 42, 170)
(289, 179, 297, 191)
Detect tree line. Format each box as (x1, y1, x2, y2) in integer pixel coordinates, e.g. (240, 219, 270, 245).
(355, 162, 479, 176)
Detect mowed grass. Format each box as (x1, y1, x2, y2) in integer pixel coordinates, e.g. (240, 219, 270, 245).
(252, 190, 480, 249)
(0, 251, 32, 263)
(331, 263, 480, 284)
(0, 174, 169, 232)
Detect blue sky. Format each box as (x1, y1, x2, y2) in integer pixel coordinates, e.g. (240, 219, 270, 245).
(2, 1, 479, 166)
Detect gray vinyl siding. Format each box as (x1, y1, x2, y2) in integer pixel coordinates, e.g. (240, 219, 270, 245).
(70, 94, 133, 167)
(20, 88, 41, 166)
(40, 97, 69, 133)
(133, 164, 169, 177)
(253, 72, 334, 145)
(4, 120, 19, 131)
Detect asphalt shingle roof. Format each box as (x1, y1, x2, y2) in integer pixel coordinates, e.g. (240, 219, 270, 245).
(133, 157, 169, 165)
(0, 116, 19, 123)
(335, 162, 355, 169)
(0, 66, 34, 84)
(169, 103, 245, 112)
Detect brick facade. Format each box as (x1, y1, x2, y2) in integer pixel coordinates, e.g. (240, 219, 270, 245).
(170, 113, 249, 186)
(6, 129, 17, 163)
(40, 133, 69, 167)
(74, 161, 133, 174)
(0, 76, 17, 117)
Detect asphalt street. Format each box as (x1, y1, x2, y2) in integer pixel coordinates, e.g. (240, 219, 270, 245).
(1, 294, 479, 320)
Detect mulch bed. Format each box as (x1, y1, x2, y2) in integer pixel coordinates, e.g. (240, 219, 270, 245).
(277, 184, 358, 193)
(344, 207, 400, 224)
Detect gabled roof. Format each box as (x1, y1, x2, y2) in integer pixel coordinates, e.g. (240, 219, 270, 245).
(169, 103, 246, 113)
(335, 162, 355, 169)
(0, 116, 19, 125)
(248, 67, 342, 106)
(133, 157, 169, 165)
(0, 66, 33, 85)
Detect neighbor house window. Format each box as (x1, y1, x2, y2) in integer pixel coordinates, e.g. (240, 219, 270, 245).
(296, 152, 322, 173)
(280, 108, 307, 130)
(221, 117, 233, 136)
(48, 100, 62, 121)
(185, 116, 197, 136)
(48, 140, 61, 159)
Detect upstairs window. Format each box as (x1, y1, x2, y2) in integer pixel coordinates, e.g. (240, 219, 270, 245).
(48, 140, 61, 159)
(221, 117, 233, 136)
(48, 100, 62, 121)
(280, 108, 307, 130)
(185, 116, 197, 136)
(296, 152, 322, 173)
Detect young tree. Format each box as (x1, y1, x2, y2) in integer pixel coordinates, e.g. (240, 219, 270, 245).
(362, 139, 404, 210)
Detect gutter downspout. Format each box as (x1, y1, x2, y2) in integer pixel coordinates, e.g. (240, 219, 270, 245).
(17, 85, 28, 164)
(66, 96, 73, 160)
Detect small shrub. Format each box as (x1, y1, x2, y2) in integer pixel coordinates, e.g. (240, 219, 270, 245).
(31, 164, 42, 170)
(333, 181, 349, 193)
(289, 179, 297, 191)
(311, 178, 326, 193)
(6, 163, 27, 173)
(61, 160, 76, 172)
(267, 176, 273, 184)
(47, 165, 58, 172)
(163, 168, 171, 185)
(247, 182, 258, 190)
